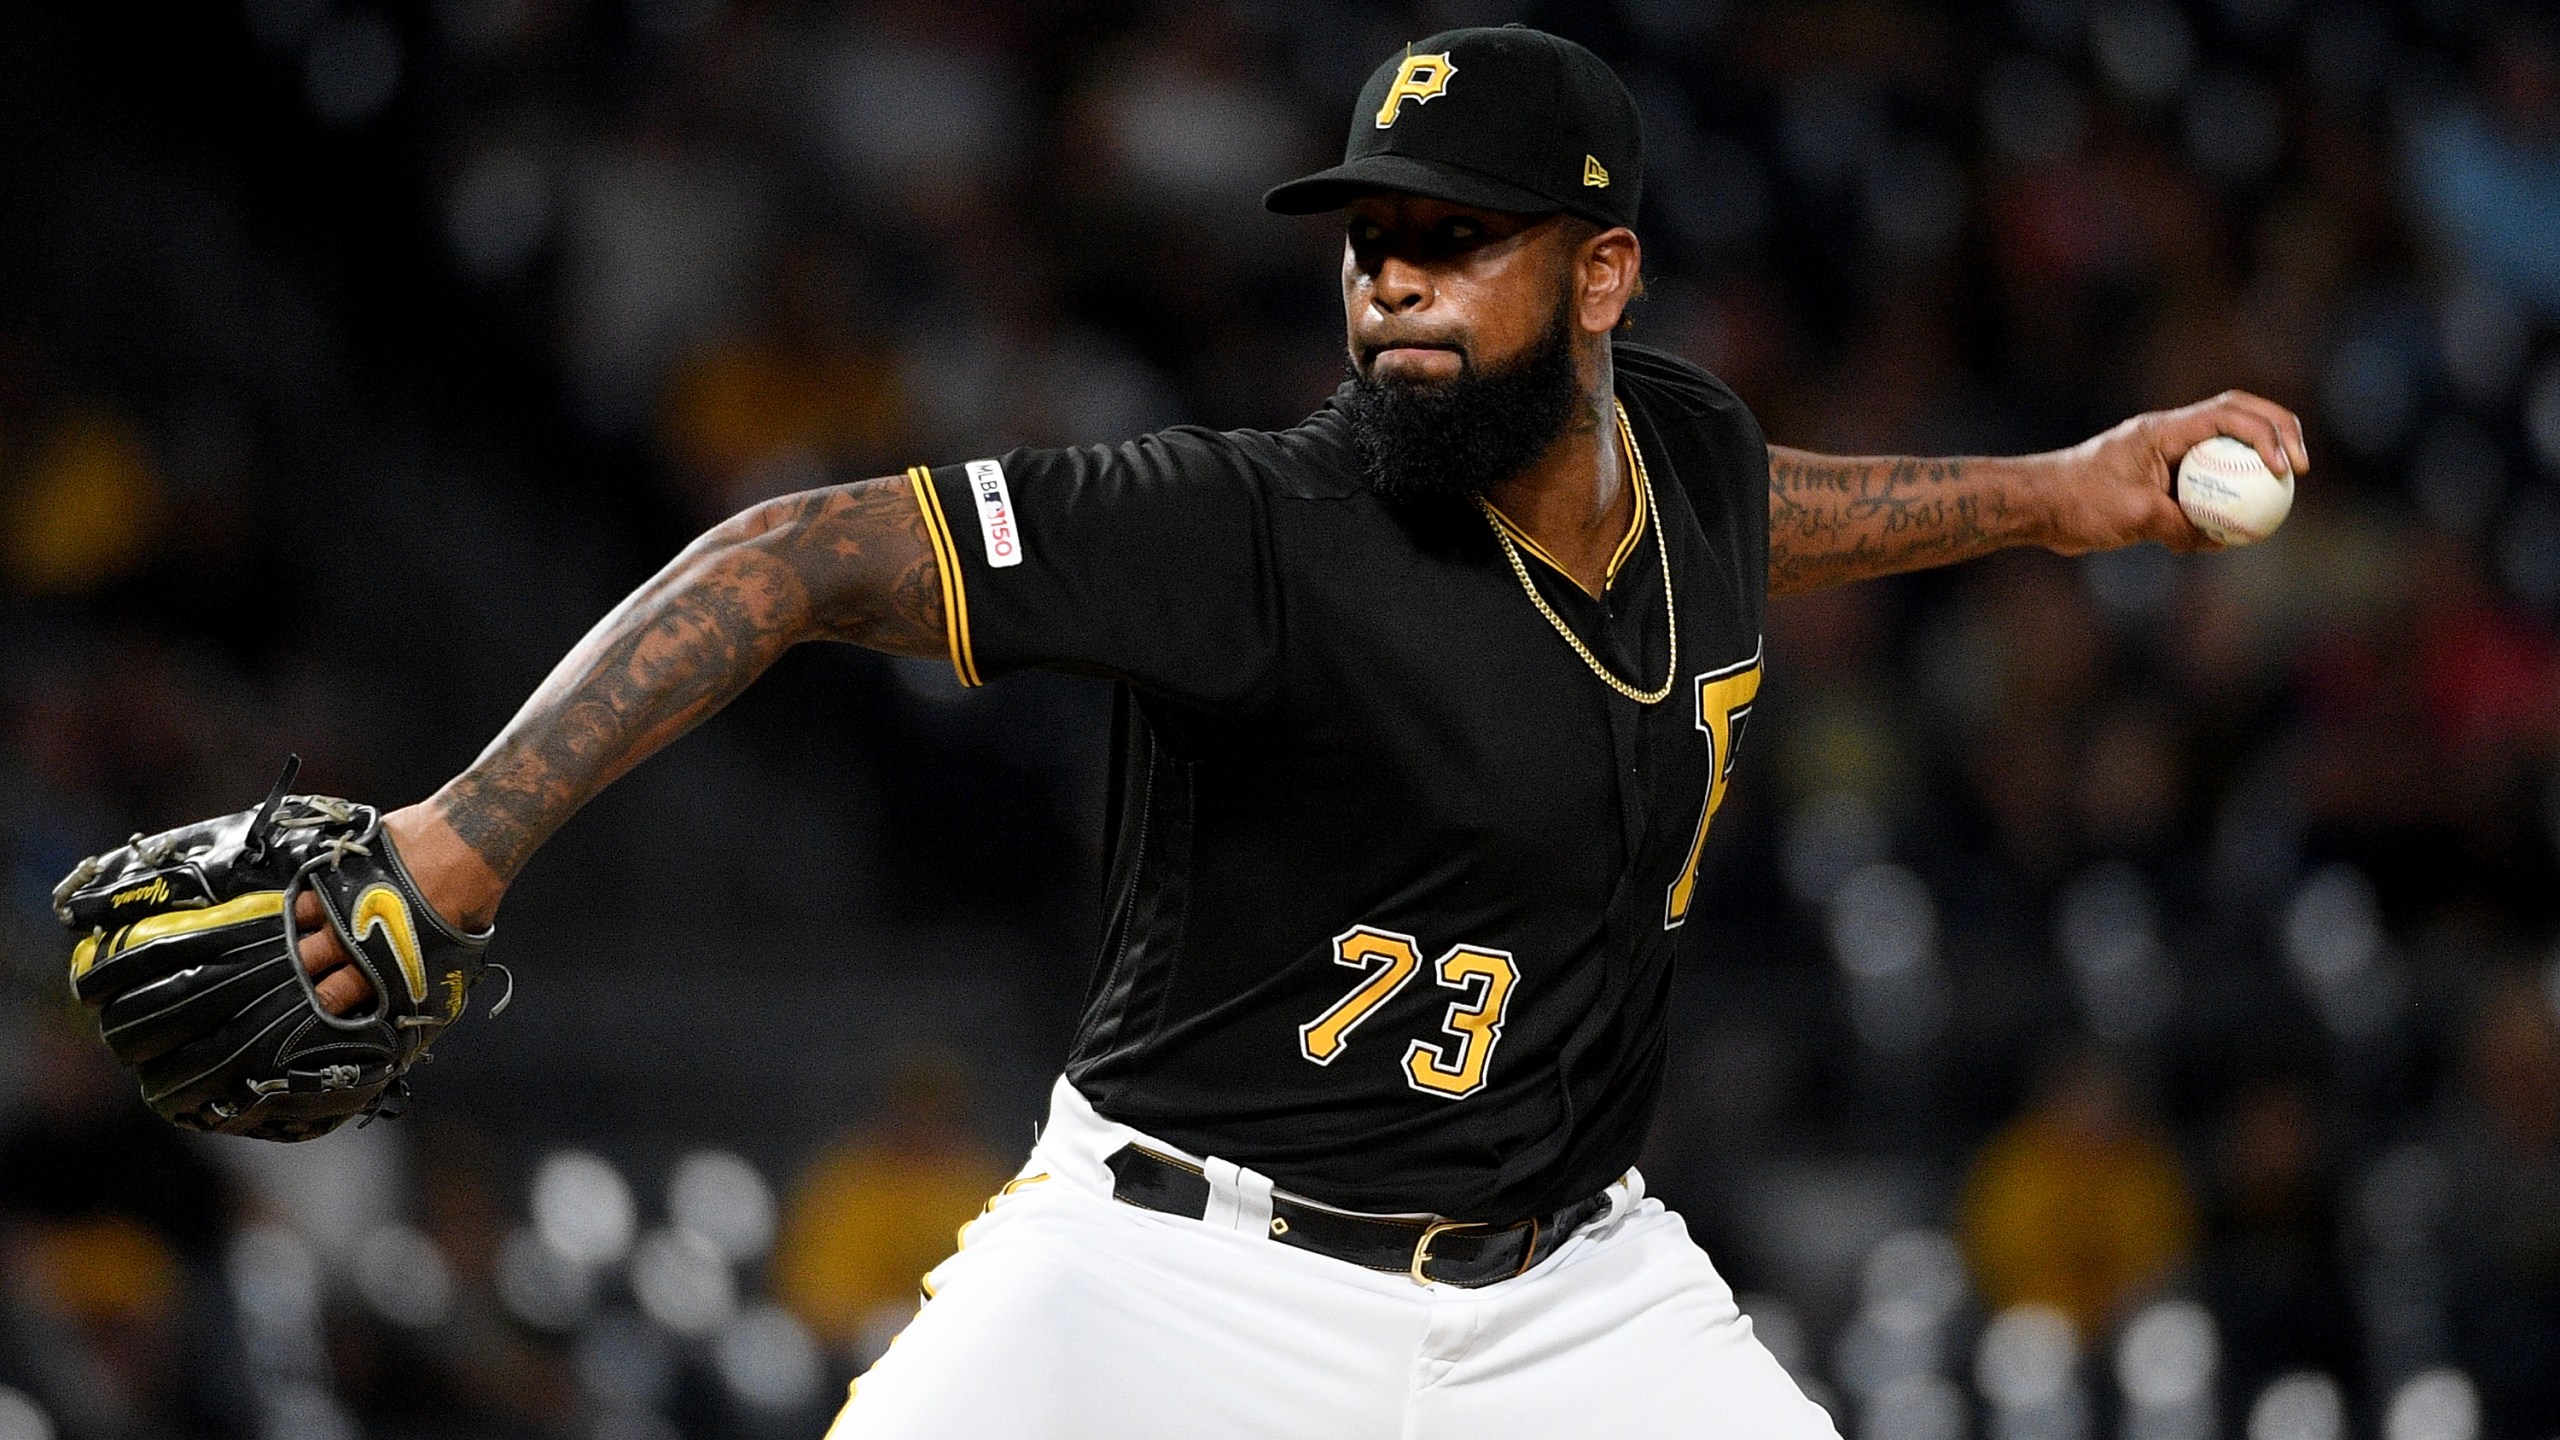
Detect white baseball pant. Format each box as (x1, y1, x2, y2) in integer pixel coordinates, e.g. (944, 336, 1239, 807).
(826, 1077, 1841, 1439)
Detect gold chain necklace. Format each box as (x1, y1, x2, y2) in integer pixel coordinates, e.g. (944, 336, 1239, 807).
(1474, 400, 1678, 705)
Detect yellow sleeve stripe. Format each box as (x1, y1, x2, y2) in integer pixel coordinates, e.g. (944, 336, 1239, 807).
(905, 466, 983, 688)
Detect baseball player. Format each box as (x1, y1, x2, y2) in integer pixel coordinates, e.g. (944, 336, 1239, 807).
(56, 25, 2309, 1439)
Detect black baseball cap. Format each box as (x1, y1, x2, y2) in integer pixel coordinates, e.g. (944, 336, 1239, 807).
(1264, 26, 1643, 231)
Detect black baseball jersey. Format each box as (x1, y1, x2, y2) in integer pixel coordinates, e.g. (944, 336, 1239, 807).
(907, 341, 1768, 1222)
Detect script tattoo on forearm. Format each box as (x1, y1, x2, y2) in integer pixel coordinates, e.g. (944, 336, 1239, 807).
(436, 475, 945, 880)
(1765, 447, 2036, 597)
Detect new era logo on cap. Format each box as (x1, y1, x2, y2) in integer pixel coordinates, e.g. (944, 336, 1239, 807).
(1583, 155, 1609, 187)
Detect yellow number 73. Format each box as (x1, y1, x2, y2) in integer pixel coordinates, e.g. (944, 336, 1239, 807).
(1297, 926, 1520, 1100)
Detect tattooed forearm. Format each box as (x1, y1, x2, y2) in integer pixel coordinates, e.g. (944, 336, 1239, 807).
(1765, 446, 2050, 597)
(432, 475, 946, 880)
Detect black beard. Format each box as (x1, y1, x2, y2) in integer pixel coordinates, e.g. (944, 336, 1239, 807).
(1341, 310, 1583, 507)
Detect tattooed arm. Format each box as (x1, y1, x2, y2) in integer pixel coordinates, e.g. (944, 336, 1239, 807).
(1765, 390, 2310, 598)
(1767, 450, 2041, 597)
(293, 476, 945, 1011)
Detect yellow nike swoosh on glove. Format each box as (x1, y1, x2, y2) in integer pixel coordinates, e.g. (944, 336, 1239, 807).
(352, 884, 428, 1003)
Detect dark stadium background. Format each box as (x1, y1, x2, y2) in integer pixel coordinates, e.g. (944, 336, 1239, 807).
(2, 2, 2556, 1438)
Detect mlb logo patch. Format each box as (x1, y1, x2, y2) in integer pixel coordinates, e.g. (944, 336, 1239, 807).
(965, 459, 1023, 568)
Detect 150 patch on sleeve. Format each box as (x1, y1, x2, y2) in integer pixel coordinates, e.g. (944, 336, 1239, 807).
(964, 459, 1023, 568)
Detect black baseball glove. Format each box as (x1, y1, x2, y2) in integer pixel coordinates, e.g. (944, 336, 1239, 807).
(52, 757, 505, 1141)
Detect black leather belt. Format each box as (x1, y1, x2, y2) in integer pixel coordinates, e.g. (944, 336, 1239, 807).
(1104, 1143, 1610, 1288)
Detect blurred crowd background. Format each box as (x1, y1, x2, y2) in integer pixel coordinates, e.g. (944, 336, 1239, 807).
(2, 0, 2557, 1438)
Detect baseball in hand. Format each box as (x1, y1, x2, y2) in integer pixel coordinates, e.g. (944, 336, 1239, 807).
(2176, 435, 2293, 546)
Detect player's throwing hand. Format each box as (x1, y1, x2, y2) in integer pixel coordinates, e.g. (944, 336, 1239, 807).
(2046, 389, 2310, 556)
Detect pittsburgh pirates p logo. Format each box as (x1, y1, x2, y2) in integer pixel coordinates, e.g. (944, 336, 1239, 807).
(1375, 53, 1456, 128)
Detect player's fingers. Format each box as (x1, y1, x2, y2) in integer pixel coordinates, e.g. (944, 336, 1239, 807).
(2156, 490, 2223, 553)
(2176, 391, 2302, 478)
(2118, 469, 2216, 553)
(290, 892, 376, 1013)
(297, 923, 348, 977)
(2209, 389, 2310, 476)
(314, 964, 374, 1015)
(2251, 396, 2310, 477)
(2187, 399, 2291, 480)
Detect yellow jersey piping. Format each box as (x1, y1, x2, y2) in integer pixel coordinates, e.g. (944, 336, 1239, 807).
(906, 466, 983, 687)
(1477, 421, 1650, 599)
(1604, 420, 1648, 583)
(919, 1172, 1047, 1301)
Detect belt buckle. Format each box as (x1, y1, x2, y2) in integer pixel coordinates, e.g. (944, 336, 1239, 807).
(1408, 1218, 1485, 1286)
